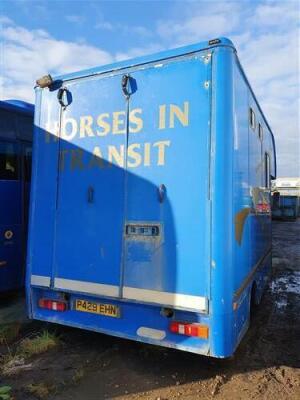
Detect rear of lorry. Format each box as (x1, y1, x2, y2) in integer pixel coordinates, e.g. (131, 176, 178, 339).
(27, 38, 240, 357)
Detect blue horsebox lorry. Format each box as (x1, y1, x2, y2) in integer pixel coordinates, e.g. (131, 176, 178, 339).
(27, 38, 276, 357)
(0, 100, 33, 293)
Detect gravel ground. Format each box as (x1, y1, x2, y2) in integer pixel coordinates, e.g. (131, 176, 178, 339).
(0, 220, 299, 400)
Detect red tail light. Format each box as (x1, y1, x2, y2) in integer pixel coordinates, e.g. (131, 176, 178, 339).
(38, 298, 67, 312)
(169, 321, 209, 339)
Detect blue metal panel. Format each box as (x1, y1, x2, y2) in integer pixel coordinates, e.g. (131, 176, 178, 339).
(210, 46, 236, 357)
(274, 195, 298, 220)
(124, 54, 211, 298)
(0, 102, 33, 292)
(30, 287, 210, 355)
(53, 75, 127, 289)
(249, 99, 264, 269)
(248, 94, 272, 292)
(0, 179, 23, 292)
(0, 100, 34, 116)
(27, 89, 59, 282)
(232, 56, 251, 292)
(0, 224, 23, 291)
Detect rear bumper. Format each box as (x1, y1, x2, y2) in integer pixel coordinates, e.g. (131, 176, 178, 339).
(29, 286, 211, 356)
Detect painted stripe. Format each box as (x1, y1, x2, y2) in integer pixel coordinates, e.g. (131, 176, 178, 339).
(31, 275, 51, 287)
(32, 276, 207, 311)
(234, 246, 272, 302)
(123, 287, 208, 312)
(54, 278, 119, 297)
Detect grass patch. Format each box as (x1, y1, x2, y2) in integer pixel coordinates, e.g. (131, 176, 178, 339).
(25, 383, 52, 399)
(0, 330, 59, 376)
(19, 330, 59, 358)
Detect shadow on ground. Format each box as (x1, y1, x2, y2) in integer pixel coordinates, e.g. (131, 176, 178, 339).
(0, 221, 299, 400)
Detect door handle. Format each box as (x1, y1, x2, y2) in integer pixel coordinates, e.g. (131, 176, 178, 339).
(158, 184, 166, 203)
(87, 186, 94, 203)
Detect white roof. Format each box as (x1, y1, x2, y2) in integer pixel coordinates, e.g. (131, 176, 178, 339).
(274, 177, 300, 188)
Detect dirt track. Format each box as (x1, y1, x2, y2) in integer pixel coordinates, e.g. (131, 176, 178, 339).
(0, 220, 299, 399)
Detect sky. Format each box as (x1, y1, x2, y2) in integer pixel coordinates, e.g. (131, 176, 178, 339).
(0, 0, 299, 177)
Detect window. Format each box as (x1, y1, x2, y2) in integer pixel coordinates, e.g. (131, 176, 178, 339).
(0, 142, 18, 180)
(249, 107, 256, 130)
(258, 123, 263, 141)
(265, 152, 270, 189)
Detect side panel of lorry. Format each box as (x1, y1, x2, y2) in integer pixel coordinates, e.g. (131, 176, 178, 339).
(230, 55, 275, 355)
(210, 47, 236, 357)
(210, 48, 275, 357)
(230, 55, 252, 349)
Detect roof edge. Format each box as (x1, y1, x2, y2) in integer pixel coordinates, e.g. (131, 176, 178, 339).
(0, 100, 34, 115)
(51, 37, 235, 84)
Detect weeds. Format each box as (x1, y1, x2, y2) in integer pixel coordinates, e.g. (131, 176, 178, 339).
(18, 330, 59, 357)
(72, 368, 85, 384)
(0, 386, 12, 400)
(0, 330, 59, 376)
(25, 383, 51, 399)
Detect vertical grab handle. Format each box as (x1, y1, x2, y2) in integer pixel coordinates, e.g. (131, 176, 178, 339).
(158, 184, 166, 203)
(87, 186, 94, 203)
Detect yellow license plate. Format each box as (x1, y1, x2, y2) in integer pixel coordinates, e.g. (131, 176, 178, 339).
(75, 300, 120, 318)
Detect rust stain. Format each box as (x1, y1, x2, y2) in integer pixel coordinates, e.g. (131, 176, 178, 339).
(235, 207, 251, 245)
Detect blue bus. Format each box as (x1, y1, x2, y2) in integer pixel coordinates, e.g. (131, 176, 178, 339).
(27, 38, 276, 357)
(0, 100, 33, 293)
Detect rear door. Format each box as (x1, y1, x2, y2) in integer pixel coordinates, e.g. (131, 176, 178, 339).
(53, 52, 212, 310)
(122, 54, 212, 311)
(53, 75, 126, 298)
